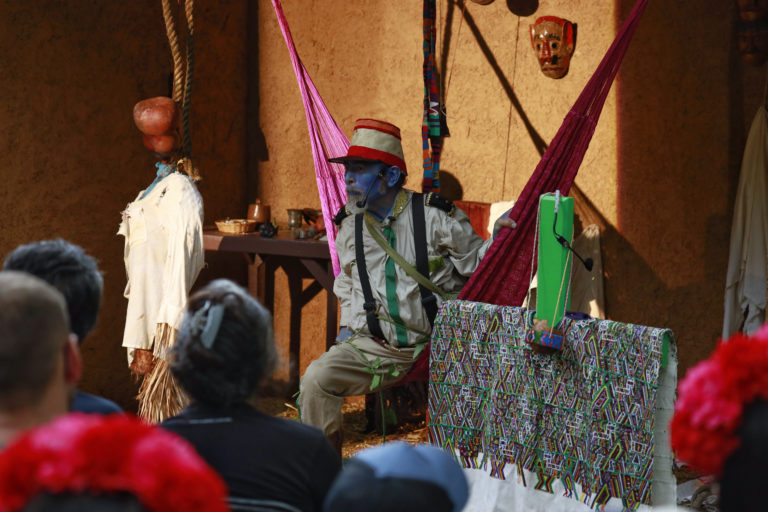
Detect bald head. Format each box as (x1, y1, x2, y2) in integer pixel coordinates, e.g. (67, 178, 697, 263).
(0, 271, 70, 411)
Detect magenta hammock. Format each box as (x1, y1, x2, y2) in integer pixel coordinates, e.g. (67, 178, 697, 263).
(272, 0, 348, 277)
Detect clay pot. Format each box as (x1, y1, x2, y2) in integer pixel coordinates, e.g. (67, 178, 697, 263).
(247, 200, 271, 223)
(142, 133, 179, 157)
(133, 97, 178, 136)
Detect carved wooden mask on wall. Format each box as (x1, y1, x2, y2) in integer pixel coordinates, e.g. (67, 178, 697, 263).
(530, 16, 575, 79)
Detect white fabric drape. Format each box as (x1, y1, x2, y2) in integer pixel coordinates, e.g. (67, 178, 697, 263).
(723, 107, 768, 338)
(118, 172, 204, 362)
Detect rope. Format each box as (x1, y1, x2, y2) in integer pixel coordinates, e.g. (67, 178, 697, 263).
(501, 16, 522, 202)
(442, 0, 467, 109)
(182, 0, 195, 158)
(161, 0, 184, 103)
(160, 0, 199, 180)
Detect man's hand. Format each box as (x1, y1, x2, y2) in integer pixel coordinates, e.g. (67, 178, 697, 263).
(492, 209, 518, 239)
(336, 326, 352, 343)
(130, 348, 156, 376)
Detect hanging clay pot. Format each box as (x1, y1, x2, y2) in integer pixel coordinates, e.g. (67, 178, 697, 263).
(133, 97, 179, 136)
(142, 133, 179, 158)
(737, 0, 768, 22)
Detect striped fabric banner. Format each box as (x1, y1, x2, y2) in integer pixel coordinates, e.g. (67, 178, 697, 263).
(422, 0, 449, 193)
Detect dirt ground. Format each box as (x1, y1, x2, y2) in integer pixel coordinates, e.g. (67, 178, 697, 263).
(255, 395, 428, 459)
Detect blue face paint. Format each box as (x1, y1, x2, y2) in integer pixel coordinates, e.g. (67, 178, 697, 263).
(344, 161, 387, 207)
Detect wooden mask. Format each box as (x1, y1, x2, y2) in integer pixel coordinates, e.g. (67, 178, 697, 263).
(530, 16, 575, 79)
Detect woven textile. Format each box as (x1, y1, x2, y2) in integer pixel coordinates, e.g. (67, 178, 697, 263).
(428, 300, 672, 511)
(421, 0, 448, 193)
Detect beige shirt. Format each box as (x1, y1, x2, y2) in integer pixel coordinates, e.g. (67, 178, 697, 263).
(118, 172, 204, 360)
(334, 190, 492, 346)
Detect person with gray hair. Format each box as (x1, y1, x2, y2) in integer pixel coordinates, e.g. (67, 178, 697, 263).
(0, 271, 82, 447)
(161, 279, 340, 512)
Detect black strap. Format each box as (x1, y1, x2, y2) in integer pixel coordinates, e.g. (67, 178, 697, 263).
(412, 194, 438, 327)
(355, 214, 387, 341)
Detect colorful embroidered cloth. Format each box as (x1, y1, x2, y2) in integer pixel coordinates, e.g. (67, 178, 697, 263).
(421, 0, 448, 193)
(428, 300, 673, 511)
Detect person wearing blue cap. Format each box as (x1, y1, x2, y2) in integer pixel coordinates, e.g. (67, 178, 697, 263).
(323, 442, 469, 512)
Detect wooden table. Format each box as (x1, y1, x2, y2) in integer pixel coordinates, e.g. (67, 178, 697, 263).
(203, 228, 337, 390)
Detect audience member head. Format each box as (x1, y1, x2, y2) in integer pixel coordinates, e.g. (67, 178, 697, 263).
(0, 414, 228, 512)
(323, 442, 469, 512)
(170, 279, 277, 408)
(671, 324, 768, 511)
(3, 239, 103, 343)
(0, 271, 80, 444)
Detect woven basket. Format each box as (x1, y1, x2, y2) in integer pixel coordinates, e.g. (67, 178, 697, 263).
(215, 219, 257, 234)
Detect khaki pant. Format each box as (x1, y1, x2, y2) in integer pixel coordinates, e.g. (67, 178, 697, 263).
(298, 335, 417, 435)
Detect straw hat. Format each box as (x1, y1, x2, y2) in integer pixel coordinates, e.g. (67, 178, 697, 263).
(329, 118, 407, 174)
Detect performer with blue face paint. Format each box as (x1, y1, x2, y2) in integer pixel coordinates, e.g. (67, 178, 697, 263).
(299, 119, 515, 452)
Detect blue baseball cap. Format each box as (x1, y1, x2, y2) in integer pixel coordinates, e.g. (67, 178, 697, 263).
(323, 442, 469, 512)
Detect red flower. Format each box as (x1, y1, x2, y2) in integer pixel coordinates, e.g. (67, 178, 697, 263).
(670, 328, 768, 476)
(0, 414, 228, 512)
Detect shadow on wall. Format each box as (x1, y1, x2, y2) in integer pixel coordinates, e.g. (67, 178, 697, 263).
(442, 0, 548, 156)
(613, 0, 741, 374)
(572, 186, 729, 375)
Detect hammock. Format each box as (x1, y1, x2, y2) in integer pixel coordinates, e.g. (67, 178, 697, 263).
(272, 0, 348, 276)
(459, 0, 649, 306)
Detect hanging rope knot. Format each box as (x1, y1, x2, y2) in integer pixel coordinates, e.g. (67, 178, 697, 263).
(177, 157, 201, 182)
(162, 0, 197, 179)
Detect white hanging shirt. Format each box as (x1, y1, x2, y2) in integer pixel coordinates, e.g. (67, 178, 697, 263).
(118, 172, 204, 361)
(723, 107, 768, 338)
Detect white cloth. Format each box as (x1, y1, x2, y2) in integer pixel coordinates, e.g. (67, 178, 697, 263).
(723, 107, 768, 338)
(334, 190, 492, 347)
(118, 172, 204, 362)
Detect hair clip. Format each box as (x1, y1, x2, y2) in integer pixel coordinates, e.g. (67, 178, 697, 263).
(192, 300, 225, 349)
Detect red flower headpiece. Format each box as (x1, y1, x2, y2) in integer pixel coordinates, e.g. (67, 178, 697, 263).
(670, 325, 768, 476)
(0, 414, 228, 512)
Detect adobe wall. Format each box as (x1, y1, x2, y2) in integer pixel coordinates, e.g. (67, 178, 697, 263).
(255, 0, 742, 377)
(0, 0, 753, 411)
(0, 0, 248, 411)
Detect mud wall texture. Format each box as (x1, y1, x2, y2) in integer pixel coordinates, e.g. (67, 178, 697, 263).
(0, 0, 755, 409)
(0, 0, 248, 411)
(254, 0, 747, 378)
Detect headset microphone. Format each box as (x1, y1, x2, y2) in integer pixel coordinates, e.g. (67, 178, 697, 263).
(552, 191, 593, 272)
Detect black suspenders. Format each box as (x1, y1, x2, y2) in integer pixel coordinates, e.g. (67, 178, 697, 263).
(355, 213, 387, 341)
(411, 194, 439, 328)
(353, 193, 439, 342)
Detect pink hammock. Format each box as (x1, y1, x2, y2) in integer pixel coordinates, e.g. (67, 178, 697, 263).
(459, 0, 649, 306)
(272, 0, 348, 276)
